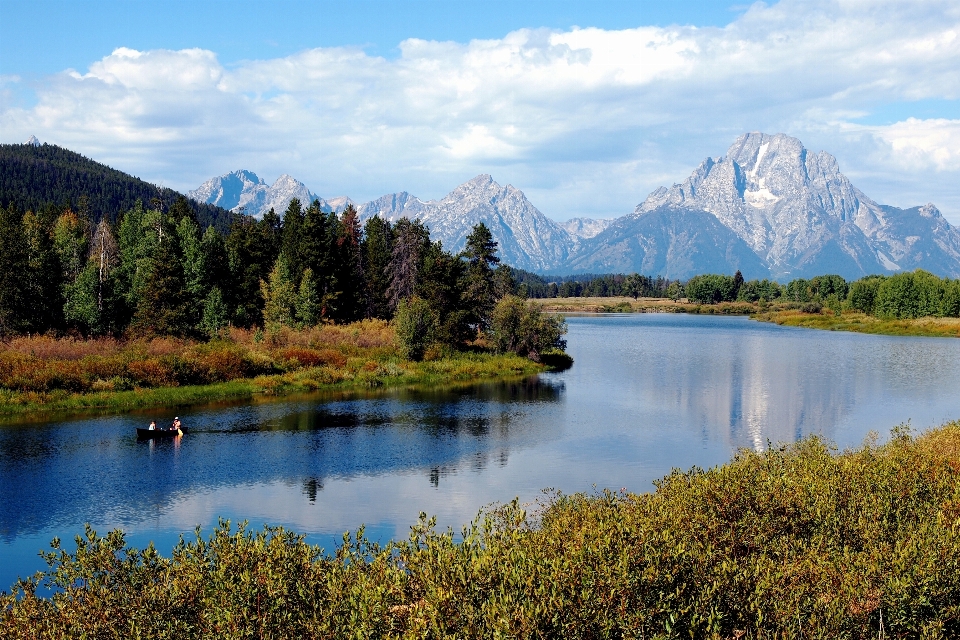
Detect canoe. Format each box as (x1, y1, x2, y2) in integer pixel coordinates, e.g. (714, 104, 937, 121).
(136, 427, 184, 439)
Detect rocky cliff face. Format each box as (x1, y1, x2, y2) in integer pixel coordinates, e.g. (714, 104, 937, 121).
(190, 134, 960, 279)
(617, 132, 960, 279)
(357, 175, 575, 272)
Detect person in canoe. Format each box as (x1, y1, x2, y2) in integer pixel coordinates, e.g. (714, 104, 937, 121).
(170, 417, 182, 432)
(148, 420, 157, 430)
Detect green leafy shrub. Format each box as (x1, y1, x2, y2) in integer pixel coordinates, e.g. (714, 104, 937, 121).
(490, 294, 567, 361)
(393, 296, 436, 361)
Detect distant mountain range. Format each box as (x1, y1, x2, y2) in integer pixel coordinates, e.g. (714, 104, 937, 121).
(192, 133, 960, 279)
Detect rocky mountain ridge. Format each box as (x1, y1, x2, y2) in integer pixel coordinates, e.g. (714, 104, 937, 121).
(190, 133, 960, 279)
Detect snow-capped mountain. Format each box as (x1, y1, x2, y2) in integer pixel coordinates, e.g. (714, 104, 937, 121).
(25, 135, 40, 147)
(610, 132, 960, 279)
(191, 134, 960, 279)
(561, 217, 613, 240)
(358, 175, 575, 271)
(188, 170, 322, 218)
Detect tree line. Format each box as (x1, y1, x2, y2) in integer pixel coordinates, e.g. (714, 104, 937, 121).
(510, 270, 677, 299)
(681, 270, 960, 318)
(0, 196, 566, 360)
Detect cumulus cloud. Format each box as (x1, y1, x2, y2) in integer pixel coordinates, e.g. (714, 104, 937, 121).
(1, 0, 959, 222)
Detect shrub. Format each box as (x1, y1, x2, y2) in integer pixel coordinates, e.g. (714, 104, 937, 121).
(490, 295, 567, 361)
(393, 296, 436, 361)
(3, 422, 960, 637)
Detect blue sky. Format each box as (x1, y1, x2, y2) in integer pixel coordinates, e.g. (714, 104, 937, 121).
(2, 0, 959, 223)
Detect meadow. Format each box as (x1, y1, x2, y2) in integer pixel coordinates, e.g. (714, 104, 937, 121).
(0, 321, 545, 419)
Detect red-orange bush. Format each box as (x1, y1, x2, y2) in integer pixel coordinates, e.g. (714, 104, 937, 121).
(127, 358, 177, 387)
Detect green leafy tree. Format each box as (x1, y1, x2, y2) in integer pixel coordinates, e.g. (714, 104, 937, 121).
(490, 294, 568, 362)
(199, 286, 229, 338)
(53, 209, 89, 283)
(685, 274, 738, 304)
(295, 268, 322, 327)
(393, 295, 436, 361)
(261, 253, 299, 328)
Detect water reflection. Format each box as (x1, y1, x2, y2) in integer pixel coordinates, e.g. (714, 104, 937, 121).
(3, 315, 960, 590)
(0, 376, 562, 542)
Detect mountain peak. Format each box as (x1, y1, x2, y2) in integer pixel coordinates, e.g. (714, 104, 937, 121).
(188, 170, 319, 218)
(25, 135, 40, 147)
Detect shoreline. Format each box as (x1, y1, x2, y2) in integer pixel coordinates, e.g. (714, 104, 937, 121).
(0, 352, 548, 424)
(530, 296, 960, 338)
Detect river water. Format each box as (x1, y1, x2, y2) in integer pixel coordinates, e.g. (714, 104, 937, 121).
(2, 314, 959, 589)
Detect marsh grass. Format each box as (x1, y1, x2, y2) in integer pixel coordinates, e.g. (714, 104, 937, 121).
(755, 309, 960, 338)
(3, 421, 959, 637)
(0, 321, 545, 419)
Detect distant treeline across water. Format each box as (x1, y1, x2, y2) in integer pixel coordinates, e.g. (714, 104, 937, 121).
(512, 268, 960, 319)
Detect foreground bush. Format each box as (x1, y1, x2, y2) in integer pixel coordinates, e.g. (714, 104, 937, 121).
(4, 422, 960, 638)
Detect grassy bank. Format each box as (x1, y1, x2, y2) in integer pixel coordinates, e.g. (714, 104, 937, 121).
(532, 296, 960, 338)
(4, 421, 959, 637)
(531, 295, 759, 315)
(0, 321, 547, 420)
(754, 309, 960, 338)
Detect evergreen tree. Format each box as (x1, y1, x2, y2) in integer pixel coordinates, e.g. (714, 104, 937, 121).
(0, 203, 31, 335)
(332, 204, 364, 322)
(460, 222, 501, 332)
(226, 214, 278, 327)
(23, 208, 64, 331)
(280, 201, 305, 284)
(362, 216, 393, 319)
(417, 239, 469, 346)
(387, 218, 430, 310)
(131, 218, 190, 336)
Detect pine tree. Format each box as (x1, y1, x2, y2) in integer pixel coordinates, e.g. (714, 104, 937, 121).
(23, 208, 64, 331)
(460, 222, 501, 332)
(131, 218, 190, 336)
(332, 204, 364, 322)
(387, 218, 430, 310)
(0, 203, 31, 335)
(280, 201, 305, 284)
(362, 216, 393, 319)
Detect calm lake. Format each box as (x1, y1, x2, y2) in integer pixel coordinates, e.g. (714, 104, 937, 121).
(2, 314, 959, 589)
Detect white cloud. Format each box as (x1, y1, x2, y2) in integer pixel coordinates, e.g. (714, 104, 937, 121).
(2, 0, 959, 223)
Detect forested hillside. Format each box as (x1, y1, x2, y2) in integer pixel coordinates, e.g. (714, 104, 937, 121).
(0, 143, 233, 232)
